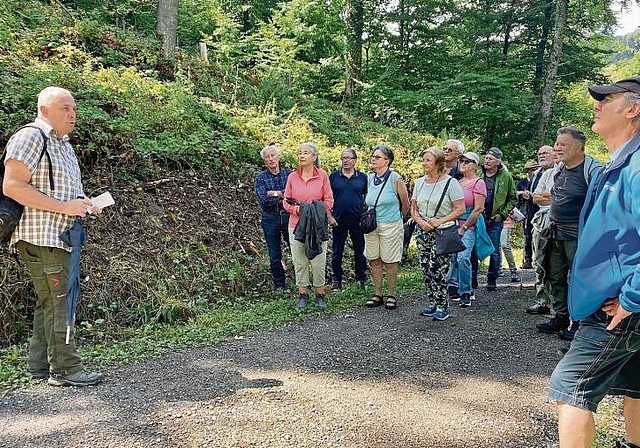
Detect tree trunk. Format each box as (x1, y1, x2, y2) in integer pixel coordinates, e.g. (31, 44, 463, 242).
(156, 0, 179, 59)
(343, 0, 364, 102)
(535, 0, 567, 144)
(532, 0, 554, 95)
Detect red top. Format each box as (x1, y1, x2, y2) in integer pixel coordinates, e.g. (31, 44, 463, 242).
(283, 166, 334, 229)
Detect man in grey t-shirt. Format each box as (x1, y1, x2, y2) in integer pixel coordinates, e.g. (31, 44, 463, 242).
(536, 127, 602, 340)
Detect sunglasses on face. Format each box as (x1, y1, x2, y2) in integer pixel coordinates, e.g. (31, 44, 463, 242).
(459, 159, 475, 165)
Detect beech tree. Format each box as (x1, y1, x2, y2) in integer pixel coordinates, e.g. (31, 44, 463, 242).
(156, 0, 179, 58)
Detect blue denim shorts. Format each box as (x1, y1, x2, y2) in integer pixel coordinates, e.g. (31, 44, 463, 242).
(548, 309, 640, 412)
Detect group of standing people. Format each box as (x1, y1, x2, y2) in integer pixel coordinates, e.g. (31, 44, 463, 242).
(255, 138, 521, 322)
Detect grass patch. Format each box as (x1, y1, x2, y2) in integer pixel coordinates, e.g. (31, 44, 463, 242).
(0, 267, 422, 395)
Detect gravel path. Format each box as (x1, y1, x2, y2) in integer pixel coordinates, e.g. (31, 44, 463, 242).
(0, 270, 564, 448)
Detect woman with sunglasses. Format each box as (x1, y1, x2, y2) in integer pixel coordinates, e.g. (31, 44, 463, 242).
(363, 145, 409, 310)
(412, 147, 465, 321)
(446, 152, 487, 307)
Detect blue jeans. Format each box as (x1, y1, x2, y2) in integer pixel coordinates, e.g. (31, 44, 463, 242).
(260, 211, 290, 288)
(331, 217, 367, 283)
(486, 220, 503, 277)
(447, 228, 476, 295)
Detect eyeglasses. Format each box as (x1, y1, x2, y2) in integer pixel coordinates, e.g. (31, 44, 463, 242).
(444, 148, 457, 154)
(459, 159, 475, 165)
(371, 155, 388, 160)
(341, 156, 356, 161)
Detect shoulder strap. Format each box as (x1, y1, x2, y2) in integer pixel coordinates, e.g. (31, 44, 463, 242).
(371, 170, 391, 209)
(2, 125, 54, 191)
(432, 177, 453, 218)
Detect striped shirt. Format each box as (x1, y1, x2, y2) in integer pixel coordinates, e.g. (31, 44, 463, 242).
(6, 118, 84, 251)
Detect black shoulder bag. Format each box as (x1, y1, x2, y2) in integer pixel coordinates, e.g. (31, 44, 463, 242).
(0, 126, 54, 244)
(431, 177, 465, 256)
(360, 171, 391, 234)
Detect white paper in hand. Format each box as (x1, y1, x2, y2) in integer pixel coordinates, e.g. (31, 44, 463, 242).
(88, 191, 115, 214)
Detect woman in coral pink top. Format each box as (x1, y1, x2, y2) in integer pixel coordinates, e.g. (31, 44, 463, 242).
(283, 143, 336, 310)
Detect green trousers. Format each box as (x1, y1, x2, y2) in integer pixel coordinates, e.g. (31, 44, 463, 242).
(16, 241, 82, 375)
(547, 238, 578, 321)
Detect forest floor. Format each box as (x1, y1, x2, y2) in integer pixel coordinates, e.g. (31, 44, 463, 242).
(0, 269, 571, 448)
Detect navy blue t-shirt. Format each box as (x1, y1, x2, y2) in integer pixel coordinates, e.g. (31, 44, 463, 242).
(329, 169, 368, 221)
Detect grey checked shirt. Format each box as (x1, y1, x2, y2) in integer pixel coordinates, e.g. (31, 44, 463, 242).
(6, 118, 84, 251)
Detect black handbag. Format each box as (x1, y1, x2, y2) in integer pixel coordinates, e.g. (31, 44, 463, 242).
(429, 178, 465, 255)
(435, 224, 466, 255)
(0, 126, 53, 244)
(360, 170, 390, 234)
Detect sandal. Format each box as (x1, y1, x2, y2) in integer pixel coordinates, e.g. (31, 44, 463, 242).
(384, 295, 398, 310)
(365, 295, 384, 308)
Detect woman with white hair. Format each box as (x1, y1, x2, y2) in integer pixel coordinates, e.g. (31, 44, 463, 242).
(283, 143, 336, 310)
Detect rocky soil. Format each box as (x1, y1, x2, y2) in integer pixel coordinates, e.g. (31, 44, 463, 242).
(0, 270, 565, 448)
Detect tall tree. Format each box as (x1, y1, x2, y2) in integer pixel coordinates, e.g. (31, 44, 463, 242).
(343, 0, 364, 101)
(535, 0, 567, 143)
(156, 0, 179, 59)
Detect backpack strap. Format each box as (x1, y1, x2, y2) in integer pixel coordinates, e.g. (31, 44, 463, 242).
(2, 125, 54, 191)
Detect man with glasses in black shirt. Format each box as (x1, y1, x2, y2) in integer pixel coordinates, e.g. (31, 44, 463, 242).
(329, 148, 368, 289)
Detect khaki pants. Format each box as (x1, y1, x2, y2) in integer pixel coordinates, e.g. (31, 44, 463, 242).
(288, 229, 327, 288)
(16, 241, 82, 374)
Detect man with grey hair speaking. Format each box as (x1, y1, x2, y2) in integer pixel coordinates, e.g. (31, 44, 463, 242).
(3, 86, 104, 387)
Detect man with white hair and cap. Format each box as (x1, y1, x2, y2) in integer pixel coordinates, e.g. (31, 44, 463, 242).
(548, 76, 640, 448)
(477, 147, 516, 292)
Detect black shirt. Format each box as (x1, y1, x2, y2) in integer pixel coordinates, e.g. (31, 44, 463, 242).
(550, 160, 587, 240)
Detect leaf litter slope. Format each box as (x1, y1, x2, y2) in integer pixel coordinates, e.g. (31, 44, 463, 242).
(0, 271, 563, 448)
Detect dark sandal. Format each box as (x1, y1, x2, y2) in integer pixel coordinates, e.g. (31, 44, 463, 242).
(384, 295, 397, 310)
(365, 295, 384, 308)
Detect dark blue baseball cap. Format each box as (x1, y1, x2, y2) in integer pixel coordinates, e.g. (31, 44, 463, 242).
(588, 76, 640, 101)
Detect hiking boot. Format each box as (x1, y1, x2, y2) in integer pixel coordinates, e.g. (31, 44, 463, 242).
(420, 304, 438, 317)
(459, 293, 471, 308)
(316, 294, 327, 310)
(558, 320, 580, 341)
(331, 281, 342, 290)
(536, 315, 570, 334)
(526, 302, 551, 315)
(432, 307, 450, 321)
(297, 293, 309, 309)
(48, 370, 104, 387)
(510, 269, 520, 282)
(497, 268, 505, 277)
(26, 369, 49, 380)
(521, 260, 533, 269)
(487, 275, 497, 292)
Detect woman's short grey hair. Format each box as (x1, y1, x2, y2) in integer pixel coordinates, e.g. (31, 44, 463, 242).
(260, 144, 280, 159)
(372, 144, 394, 164)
